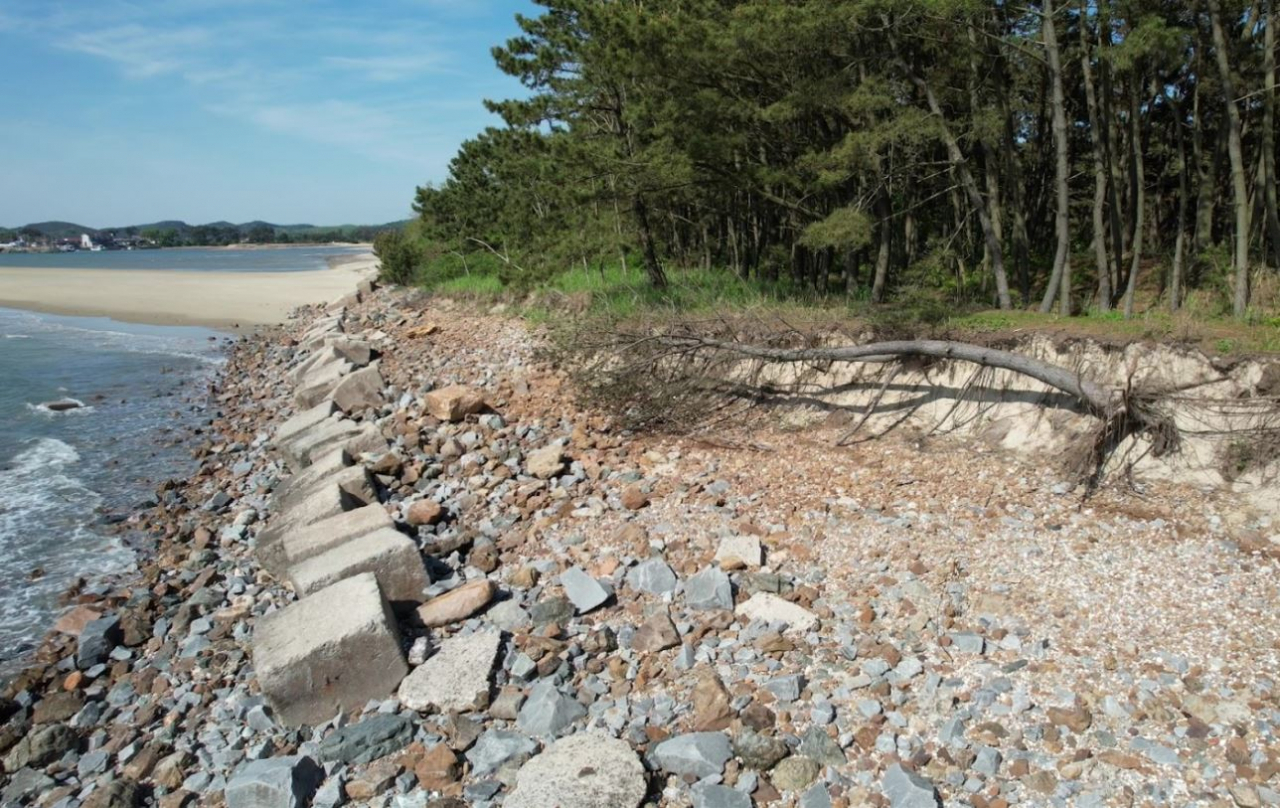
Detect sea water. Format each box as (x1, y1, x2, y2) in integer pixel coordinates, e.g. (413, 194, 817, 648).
(0, 307, 225, 675)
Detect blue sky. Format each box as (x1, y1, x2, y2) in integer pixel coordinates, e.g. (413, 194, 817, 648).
(0, 0, 538, 227)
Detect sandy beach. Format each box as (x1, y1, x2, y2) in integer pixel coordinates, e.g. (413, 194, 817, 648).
(0, 252, 377, 330)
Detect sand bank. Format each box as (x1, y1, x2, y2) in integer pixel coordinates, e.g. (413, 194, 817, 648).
(0, 253, 377, 330)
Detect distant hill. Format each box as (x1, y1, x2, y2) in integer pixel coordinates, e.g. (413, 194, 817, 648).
(3, 219, 409, 241)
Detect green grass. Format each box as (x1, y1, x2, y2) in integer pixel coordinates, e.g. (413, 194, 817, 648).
(411, 253, 1280, 356)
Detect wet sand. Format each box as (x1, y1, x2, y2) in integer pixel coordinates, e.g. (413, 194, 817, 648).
(0, 253, 377, 330)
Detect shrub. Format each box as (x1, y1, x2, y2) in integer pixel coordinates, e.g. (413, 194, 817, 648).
(372, 230, 423, 285)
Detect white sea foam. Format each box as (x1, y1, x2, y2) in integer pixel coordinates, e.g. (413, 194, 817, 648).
(3, 334, 30, 339)
(25, 400, 95, 416)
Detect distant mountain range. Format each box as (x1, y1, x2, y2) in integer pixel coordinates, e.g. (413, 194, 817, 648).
(3, 219, 410, 240)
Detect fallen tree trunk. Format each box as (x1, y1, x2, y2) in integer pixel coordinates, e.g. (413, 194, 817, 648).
(633, 333, 1181, 488)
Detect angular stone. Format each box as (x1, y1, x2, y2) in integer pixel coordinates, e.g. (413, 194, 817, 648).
(225, 756, 324, 808)
(82, 780, 144, 808)
(316, 713, 415, 766)
(280, 505, 396, 567)
(325, 336, 374, 367)
(295, 357, 354, 409)
(881, 763, 941, 808)
(714, 536, 763, 569)
(685, 567, 733, 611)
(486, 600, 532, 632)
(560, 567, 611, 614)
(516, 681, 587, 738)
(254, 573, 407, 726)
(733, 730, 789, 770)
(505, 733, 646, 808)
(735, 593, 818, 633)
(691, 673, 735, 732)
(54, 605, 103, 637)
(398, 630, 501, 713)
(799, 728, 845, 767)
(631, 611, 680, 653)
(279, 417, 362, 470)
(77, 614, 122, 670)
(289, 527, 428, 604)
(331, 364, 385, 413)
(465, 730, 537, 777)
(414, 742, 460, 791)
(526, 445, 565, 479)
(692, 784, 751, 808)
(424, 385, 486, 422)
(626, 558, 678, 596)
(652, 732, 732, 779)
(276, 401, 338, 445)
(530, 596, 573, 627)
(417, 579, 495, 627)
(4, 724, 78, 770)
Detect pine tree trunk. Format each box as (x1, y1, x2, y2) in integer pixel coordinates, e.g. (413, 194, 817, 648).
(1262, 0, 1280, 268)
(1080, 0, 1113, 311)
(1209, 0, 1253, 317)
(1040, 0, 1072, 315)
(1122, 77, 1146, 318)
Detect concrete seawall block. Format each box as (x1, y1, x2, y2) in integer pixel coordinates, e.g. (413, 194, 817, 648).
(254, 572, 407, 727)
(282, 505, 395, 566)
(289, 527, 428, 605)
(276, 401, 338, 445)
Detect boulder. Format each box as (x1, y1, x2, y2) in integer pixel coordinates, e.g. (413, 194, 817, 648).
(652, 732, 732, 779)
(416, 579, 496, 627)
(735, 593, 818, 633)
(424, 385, 486, 422)
(77, 614, 122, 669)
(505, 733, 647, 808)
(225, 756, 324, 808)
(526, 444, 565, 479)
(559, 567, 611, 614)
(685, 567, 734, 611)
(253, 573, 407, 726)
(398, 630, 501, 713)
(288, 527, 428, 605)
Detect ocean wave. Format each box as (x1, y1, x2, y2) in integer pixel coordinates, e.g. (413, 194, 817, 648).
(26, 399, 95, 416)
(3, 334, 30, 339)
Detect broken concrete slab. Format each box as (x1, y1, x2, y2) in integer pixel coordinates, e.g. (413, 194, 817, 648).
(504, 732, 646, 808)
(735, 593, 819, 633)
(398, 630, 501, 713)
(275, 401, 338, 445)
(289, 526, 428, 604)
(253, 572, 407, 727)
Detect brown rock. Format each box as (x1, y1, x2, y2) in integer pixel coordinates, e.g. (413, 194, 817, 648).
(54, 605, 102, 637)
(415, 742, 461, 791)
(33, 692, 84, 724)
(526, 445, 565, 479)
(407, 499, 445, 527)
(691, 673, 736, 732)
(82, 780, 144, 808)
(345, 759, 401, 801)
(631, 611, 680, 653)
(509, 566, 540, 589)
(417, 580, 496, 628)
(620, 484, 649, 511)
(1046, 704, 1093, 733)
(424, 385, 486, 422)
(123, 744, 166, 780)
(152, 750, 192, 790)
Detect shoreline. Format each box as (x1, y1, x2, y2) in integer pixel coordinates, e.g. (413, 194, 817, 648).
(0, 251, 377, 331)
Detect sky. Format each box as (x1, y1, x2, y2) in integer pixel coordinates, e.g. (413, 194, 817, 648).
(0, 0, 539, 228)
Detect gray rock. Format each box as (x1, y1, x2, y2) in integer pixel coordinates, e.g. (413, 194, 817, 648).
(2, 768, 54, 805)
(798, 727, 845, 767)
(316, 713, 414, 765)
(225, 756, 325, 808)
(517, 681, 587, 738)
(763, 674, 805, 702)
(652, 732, 732, 778)
(559, 567, 611, 614)
(732, 730, 789, 770)
(973, 745, 1002, 777)
(77, 614, 122, 670)
(692, 783, 752, 808)
(4, 724, 77, 770)
(530, 596, 574, 627)
(486, 600, 532, 632)
(685, 567, 733, 611)
(505, 732, 647, 808)
(465, 730, 538, 777)
(772, 756, 821, 791)
(800, 783, 834, 808)
(626, 559, 678, 595)
(948, 632, 985, 655)
(881, 763, 941, 808)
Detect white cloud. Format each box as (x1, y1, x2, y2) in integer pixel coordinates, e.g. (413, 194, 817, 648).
(62, 24, 211, 78)
(325, 54, 447, 82)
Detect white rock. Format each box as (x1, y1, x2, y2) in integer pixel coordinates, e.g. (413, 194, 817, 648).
(734, 593, 818, 633)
